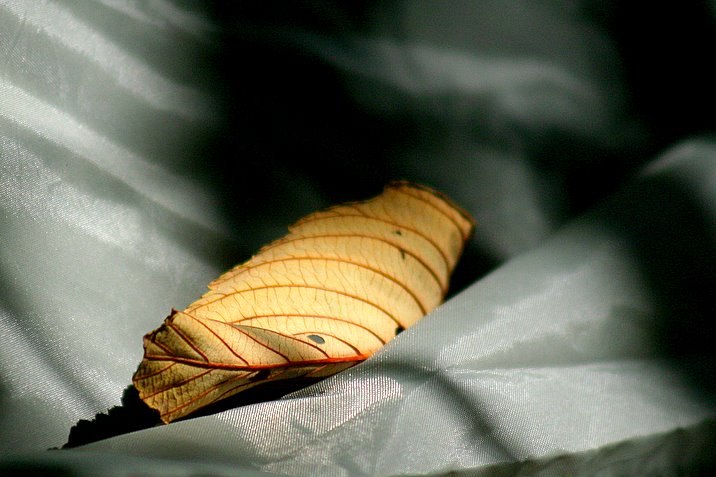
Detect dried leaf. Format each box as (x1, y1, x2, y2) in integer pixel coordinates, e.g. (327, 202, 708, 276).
(133, 181, 475, 423)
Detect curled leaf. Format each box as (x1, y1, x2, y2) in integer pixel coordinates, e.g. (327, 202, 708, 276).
(133, 181, 475, 423)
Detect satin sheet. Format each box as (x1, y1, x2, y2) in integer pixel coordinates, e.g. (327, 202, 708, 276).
(1, 1, 714, 475)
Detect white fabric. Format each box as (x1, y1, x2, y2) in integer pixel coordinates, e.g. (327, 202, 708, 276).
(1, 1, 714, 475)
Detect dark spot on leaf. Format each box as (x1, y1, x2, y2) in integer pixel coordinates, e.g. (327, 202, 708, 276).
(395, 326, 405, 335)
(307, 334, 325, 344)
(393, 229, 402, 235)
(399, 248, 406, 259)
(250, 369, 270, 382)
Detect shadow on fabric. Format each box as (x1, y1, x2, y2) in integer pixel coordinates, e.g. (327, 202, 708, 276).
(599, 171, 716, 403)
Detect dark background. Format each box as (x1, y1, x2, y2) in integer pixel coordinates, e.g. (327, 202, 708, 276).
(197, 1, 716, 290)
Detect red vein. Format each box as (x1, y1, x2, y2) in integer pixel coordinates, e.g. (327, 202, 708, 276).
(214, 256, 428, 315)
(294, 331, 362, 355)
(165, 321, 208, 362)
(213, 233, 445, 294)
(142, 353, 370, 370)
(142, 368, 214, 399)
(149, 337, 175, 357)
(181, 313, 249, 365)
(305, 364, 328, 377)
(305, 361, 357, 377)
(208, 368, 293, 406)
(162, 370, 257, 419)
(193, 285, 402, 327)
(232, 313, 387, 345)
(392, 186, 468, 240)
(133, 362, 176, 381)
(176, 366, 304, 417)
(292, 214, 451, 274)
(346, 204, 369, 216)
(241, 324, 331, 359)
(231, 325, 291, 363)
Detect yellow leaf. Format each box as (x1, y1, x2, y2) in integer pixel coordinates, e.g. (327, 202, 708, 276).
(133, 181, 475, 423)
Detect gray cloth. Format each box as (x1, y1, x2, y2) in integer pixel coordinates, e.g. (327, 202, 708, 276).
(1, 1, 714, 475)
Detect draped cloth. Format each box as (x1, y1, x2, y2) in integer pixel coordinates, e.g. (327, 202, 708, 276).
(1, 2, 714, 475)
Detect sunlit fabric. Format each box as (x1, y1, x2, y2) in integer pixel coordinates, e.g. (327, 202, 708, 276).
(1, 1, 714, 475)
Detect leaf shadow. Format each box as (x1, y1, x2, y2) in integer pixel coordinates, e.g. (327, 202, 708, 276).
(61, 378, 324, 449)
